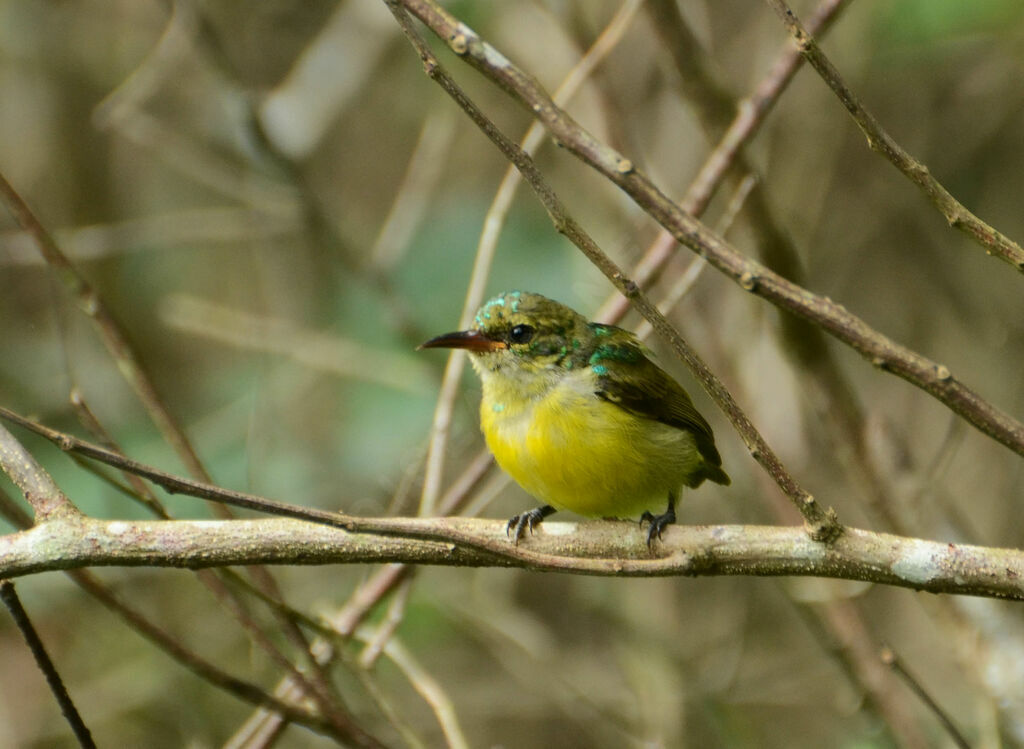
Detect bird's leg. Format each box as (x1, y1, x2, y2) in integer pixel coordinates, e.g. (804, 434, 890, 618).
(506, 505, 556, 544)
(640, 492, 677, 547)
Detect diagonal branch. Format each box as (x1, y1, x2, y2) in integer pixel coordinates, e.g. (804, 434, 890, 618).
(391, 0, 1024, 461)
(0, 580, 96, 748)
(0, 170, 219, 487)
(763, 0, 1024, 273)
(0, 405, 354, 529)
(0, 487, 359, 745)
(0, 423, 80, 522)
(595, 0, 849, 325)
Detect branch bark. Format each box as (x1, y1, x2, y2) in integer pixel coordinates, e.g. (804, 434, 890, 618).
(0, 423, 80, 522)
(3, 516, 1023, 601)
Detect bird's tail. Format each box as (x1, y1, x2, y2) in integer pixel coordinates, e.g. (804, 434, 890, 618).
(703, 464, 731, 486)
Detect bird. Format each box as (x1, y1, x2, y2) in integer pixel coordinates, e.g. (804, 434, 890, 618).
(419, 291, 729, 546)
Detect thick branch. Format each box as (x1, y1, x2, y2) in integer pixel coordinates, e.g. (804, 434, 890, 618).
(2, 516, 1022, 600)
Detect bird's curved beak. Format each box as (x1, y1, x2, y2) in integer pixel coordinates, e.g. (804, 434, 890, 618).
(418, 330, 507, 353)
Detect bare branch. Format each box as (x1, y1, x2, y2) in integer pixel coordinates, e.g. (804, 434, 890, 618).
(0, 580, 96, 748)
(880, 645, 972, 749)
(0, 405, 354, 528)
(389, 0, 1024, 462)
(0, 423, 80, 522)
(763, 0, 1024, 273)
(0, 487, 370, 745)
(353, 626, 470, 749)
(0, 170, 220, 485)
(2, 516, 1023, 600)
(65, 569, 343, 741)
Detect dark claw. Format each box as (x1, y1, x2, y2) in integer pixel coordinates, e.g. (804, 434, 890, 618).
(640, 495, 677, 548)
(506, 505, 556, 544)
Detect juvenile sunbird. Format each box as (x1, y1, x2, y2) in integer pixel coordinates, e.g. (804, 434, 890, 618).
(420, 291, 729, 545)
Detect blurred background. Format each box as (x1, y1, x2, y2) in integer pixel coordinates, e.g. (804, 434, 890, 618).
(1, 0, 1024, 746)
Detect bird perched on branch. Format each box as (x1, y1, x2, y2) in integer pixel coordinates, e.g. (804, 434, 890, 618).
(420, 291, 729, 546)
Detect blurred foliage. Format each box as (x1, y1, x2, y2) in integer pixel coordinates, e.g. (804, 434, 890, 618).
(1, 0, 1023, 747)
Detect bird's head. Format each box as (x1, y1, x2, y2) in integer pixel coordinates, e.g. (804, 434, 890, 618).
(419, 291, 593, 381)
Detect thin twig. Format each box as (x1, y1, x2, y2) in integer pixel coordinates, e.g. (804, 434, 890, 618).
(70, 388, 171, 518)
(0, 405, 351, 527)
(354, 626, 470, 749)
(227, 562, 416, 749)
(805, 600, 928, 749)
(5, 157, 322, 697)
(212, 578, 430, 749)
(764, 0, 1024, 273)
(202, 569, 386, 747)
(445, 596, 640, 743)
(347, 661, 430, 749)
(880, 645, 973, 749)
(67, 394, 366, 740)
(0, 580, 96, 748)
(65, 569, 340, 738)
(358, 577, 413, 669)
(0, 495, 360, 743)
(0, 170, 220, 487)
(632, 174, 755, 341)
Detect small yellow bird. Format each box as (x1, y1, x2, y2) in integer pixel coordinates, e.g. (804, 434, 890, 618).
(420, 291, 729, 545)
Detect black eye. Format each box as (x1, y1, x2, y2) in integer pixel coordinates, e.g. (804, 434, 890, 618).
(508, 324, 535, 344)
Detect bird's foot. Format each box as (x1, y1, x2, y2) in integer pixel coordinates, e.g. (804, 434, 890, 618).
(506, 505, 556, 545)
(639, 505, 677, 548)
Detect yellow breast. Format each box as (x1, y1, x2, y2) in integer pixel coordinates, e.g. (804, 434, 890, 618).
(479, 369, 700, 518)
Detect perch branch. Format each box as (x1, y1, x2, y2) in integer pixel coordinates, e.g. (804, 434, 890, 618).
(2, 516, 1023, 601)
